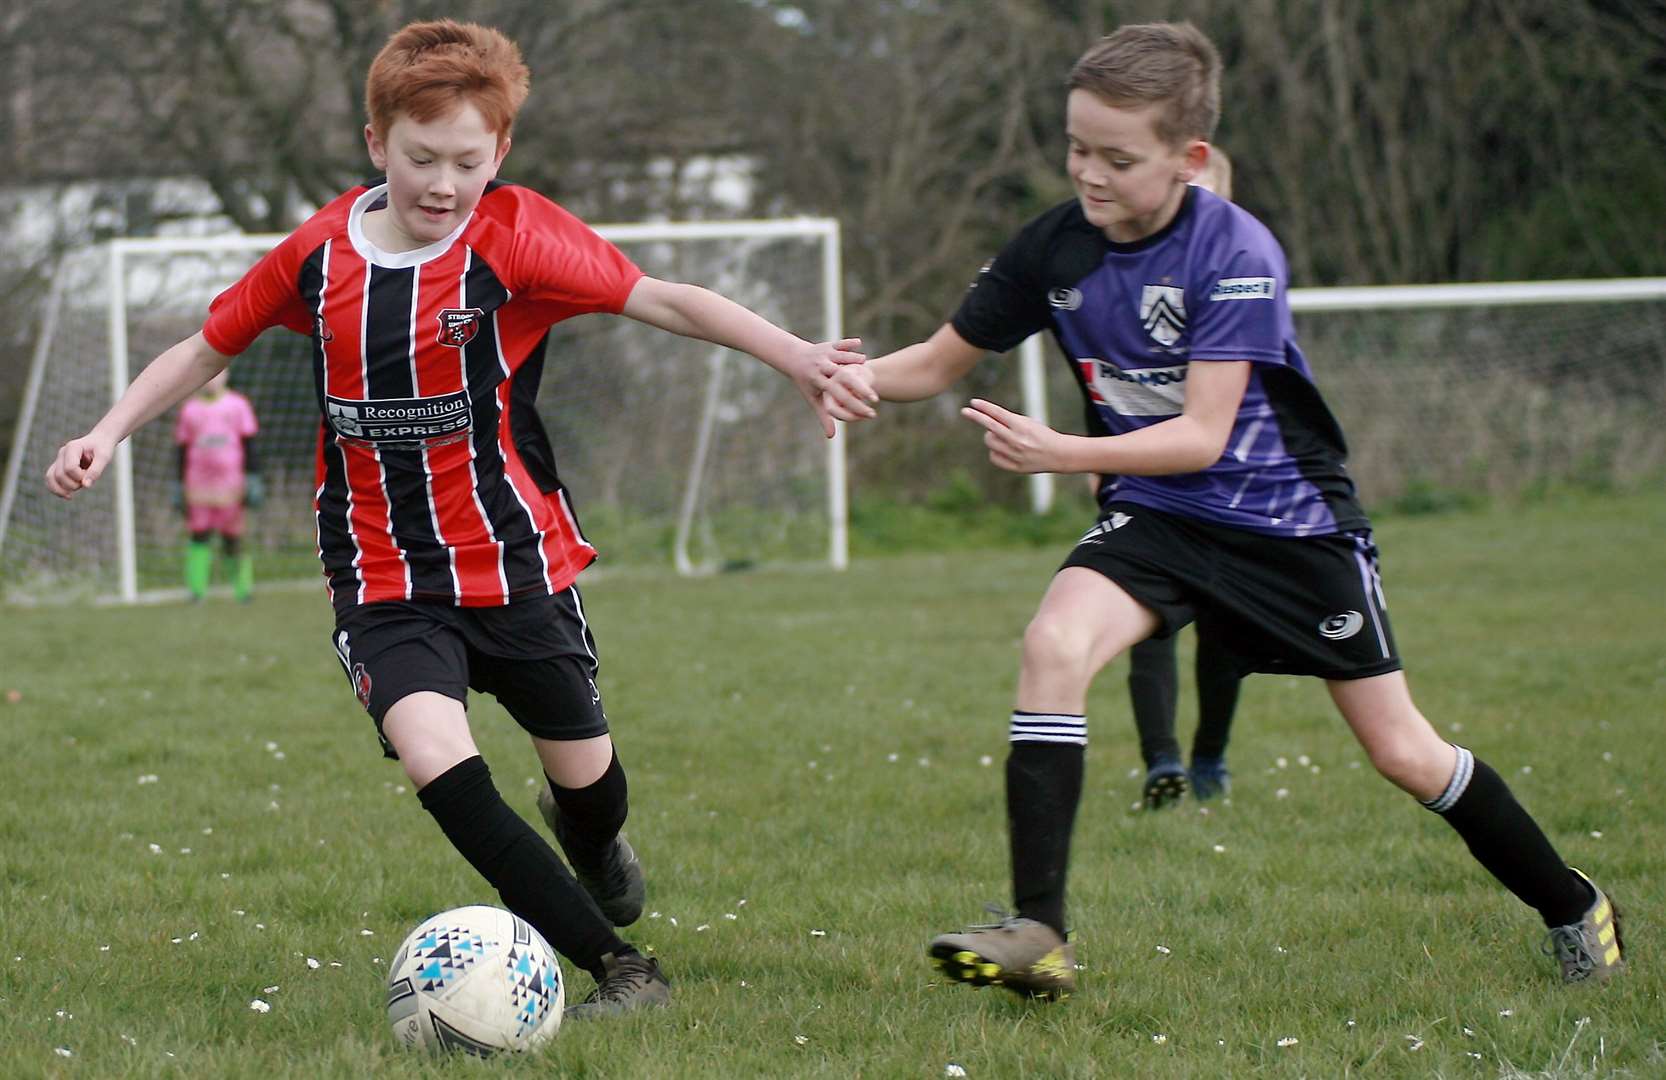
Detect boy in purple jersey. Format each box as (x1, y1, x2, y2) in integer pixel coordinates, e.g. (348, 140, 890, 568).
(832, 22, 1622, 997)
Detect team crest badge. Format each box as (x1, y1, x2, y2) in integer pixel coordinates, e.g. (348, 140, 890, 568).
(436, 308, 485, 347)
(353, 663, 374, 709)
(1138, 284, 1187, 347)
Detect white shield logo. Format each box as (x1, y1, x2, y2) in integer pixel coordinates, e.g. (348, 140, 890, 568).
(1139, 284, 1187, 347)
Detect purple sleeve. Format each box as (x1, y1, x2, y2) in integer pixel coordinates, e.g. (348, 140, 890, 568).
(1186, 241, 1289, 365)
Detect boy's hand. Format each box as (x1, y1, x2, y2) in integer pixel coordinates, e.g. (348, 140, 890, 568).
(823, 364, 878, 424)
(792, 338, 874, 437)
(45, 432, 117, 499)
(960, 398, 1069, 474)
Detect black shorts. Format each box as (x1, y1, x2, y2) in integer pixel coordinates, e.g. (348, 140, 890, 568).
(329, 586, 609, 757)
(1060, 502, 1402, 681)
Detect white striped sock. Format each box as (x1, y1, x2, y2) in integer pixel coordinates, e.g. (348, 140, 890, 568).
(1422, 744, 1475, 813)
(1009, 711, 1087, 746)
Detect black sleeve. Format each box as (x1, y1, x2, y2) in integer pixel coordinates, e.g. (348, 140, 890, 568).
(241, 437, 261, 476)
(949, 214, 1055, 354)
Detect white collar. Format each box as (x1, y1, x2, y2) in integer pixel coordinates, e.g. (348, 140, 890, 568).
(347, 183, 471, 269)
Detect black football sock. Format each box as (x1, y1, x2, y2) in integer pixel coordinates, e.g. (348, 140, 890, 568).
(1190, 636, 1242, 762)
(1127, 637, 1181, 767)
(418, 755, 624, 978)
(1006, 713, 1087, 938)
(544, 748, 628, 866)
(1422, 746, 1594, 927)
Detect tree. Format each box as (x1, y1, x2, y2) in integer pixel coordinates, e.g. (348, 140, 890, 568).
(3, 0, 1663, 504)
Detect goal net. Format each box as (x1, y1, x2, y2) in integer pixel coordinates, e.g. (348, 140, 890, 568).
(1017, 278, 1666, 514)
(0, 220, 845, 604)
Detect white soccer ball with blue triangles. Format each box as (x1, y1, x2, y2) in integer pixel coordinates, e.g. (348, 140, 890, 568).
(387, 905, 563, 1054)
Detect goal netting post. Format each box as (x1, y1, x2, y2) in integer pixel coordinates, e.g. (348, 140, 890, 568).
(0, 219, 846, 604)
(1019, 278, 1666, 514)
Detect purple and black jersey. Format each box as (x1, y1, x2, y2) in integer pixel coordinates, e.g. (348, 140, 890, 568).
(952, 187, 1367, 537)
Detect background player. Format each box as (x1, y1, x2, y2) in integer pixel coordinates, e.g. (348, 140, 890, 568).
(46, 18, 873, 1018)
(1121, 145, 1240, 807)
(832, 21, 1622, 999)
(172, 368, 262, 602)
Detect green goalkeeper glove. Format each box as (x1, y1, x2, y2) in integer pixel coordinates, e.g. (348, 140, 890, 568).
(244, 475, 266, 509)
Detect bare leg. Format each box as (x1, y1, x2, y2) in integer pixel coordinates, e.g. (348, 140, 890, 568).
(1328, 671, 1592, 927)
(533, 733, 614, 789)
(1016, 568, 1159, 713)
(382, 691, 480, 787)
(1008, 569, 1159, 933)
(1326, 671, 1454, 800)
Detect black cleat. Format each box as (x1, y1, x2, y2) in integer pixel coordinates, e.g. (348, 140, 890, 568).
(1143, 758, 1188, 809)
(565, 952, 671, 1019)
(536, 783, 646, 927)
(1188, 756, 1231, 800)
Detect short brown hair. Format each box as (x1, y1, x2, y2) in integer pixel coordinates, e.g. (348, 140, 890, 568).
(1067, 22, 1221, 146)
(365, 20, 530, 145)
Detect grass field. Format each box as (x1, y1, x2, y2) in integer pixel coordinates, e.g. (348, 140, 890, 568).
(1, 491, 1662, 1078)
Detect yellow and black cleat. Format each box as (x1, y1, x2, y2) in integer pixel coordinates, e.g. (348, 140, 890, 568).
(1545, 868, 1625, 985)
(928, 914, 1076, 1000)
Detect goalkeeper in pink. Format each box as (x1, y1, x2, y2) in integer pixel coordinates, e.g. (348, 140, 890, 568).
(172, 368, 262, 602)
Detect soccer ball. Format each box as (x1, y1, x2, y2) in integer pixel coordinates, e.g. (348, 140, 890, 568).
(386, 905, 564, 1054)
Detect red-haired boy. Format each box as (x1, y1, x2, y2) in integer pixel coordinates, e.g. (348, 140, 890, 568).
(48, 18, 874, 1017)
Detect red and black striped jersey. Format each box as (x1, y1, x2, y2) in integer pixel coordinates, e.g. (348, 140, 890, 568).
(203, 179, 644, 615)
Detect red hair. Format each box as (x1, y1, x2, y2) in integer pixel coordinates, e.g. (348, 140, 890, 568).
(365, 20, 529, 144)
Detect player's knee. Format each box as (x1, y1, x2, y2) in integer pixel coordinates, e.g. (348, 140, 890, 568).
(1021, 613, 1094, 679)
(383, 694, 477, 788)
(1363, 739, 1421, 788)
(1363, 735, 1449, 795)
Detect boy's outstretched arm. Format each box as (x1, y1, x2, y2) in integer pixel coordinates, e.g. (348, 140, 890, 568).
(621, 276, 873, 438)
(961, 360, 1252, 477)
(46, 332, 231, 499)
(865, 323, 986, 403)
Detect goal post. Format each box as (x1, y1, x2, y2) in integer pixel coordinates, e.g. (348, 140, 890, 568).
(1018, 277, 1666, 513)
(0, 218, 846, 605)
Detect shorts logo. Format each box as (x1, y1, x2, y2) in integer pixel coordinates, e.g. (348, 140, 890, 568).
(314, 313, 334, 343)
(1048, 286, 1084, 311)
(1078, 511, 1132, 545)
(1318, 611, 1365, 641)
(436, 307, 485, 347)
(1139, 284, 1187, 347)
(352, 662, 374, 709)
(587, 677, 601, 704)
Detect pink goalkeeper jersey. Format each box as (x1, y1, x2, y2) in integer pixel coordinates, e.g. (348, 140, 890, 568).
(174, 390, 258, 503)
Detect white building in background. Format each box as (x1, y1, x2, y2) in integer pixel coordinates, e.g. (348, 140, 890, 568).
(3, 149, 758, 261)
